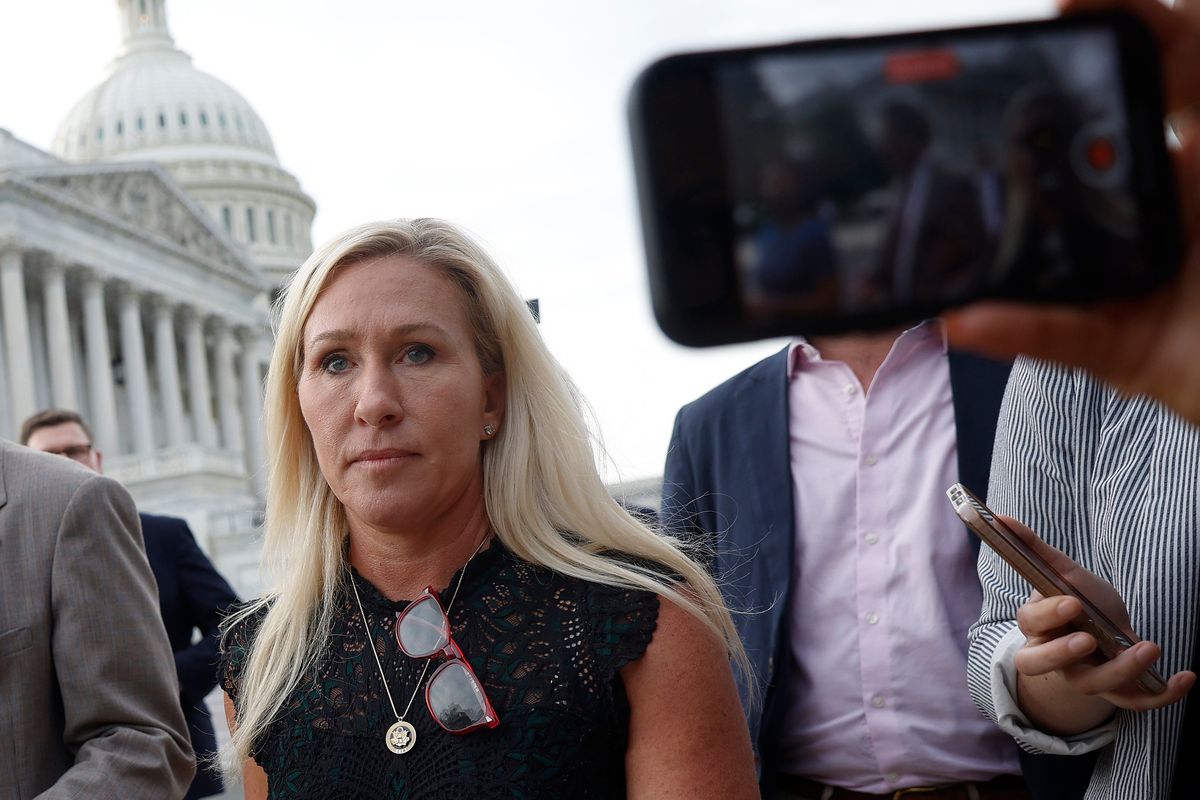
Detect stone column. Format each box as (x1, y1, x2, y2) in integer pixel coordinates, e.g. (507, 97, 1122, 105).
(117, 284, 155, 457)
(0, 249, 37, 428)
(42, 261, 78, 410)
(182, 307, 218, 448)
(213, 319, 242, 455)
(151, 297, 187, 448)
(238, 326, 267, 495)
(81, 271, 120, 455)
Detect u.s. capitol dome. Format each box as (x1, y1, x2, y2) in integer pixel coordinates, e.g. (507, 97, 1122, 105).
(52, 0, 314, 288)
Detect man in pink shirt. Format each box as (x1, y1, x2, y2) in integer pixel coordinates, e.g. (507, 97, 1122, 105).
(662, 321, 1030, 799)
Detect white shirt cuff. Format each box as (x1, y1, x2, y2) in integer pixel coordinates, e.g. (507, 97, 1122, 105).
(989, 625, 1119, 755)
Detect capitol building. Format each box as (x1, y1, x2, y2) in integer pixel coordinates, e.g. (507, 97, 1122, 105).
(0, 0, 315, 595)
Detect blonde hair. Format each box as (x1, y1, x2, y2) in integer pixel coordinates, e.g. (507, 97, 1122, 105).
(221, 218, 750, 776)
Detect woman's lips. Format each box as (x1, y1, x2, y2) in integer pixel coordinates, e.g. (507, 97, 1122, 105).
(352, 448, 416, 465)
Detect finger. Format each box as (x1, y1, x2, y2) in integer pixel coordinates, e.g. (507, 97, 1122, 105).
(942, 301, 1119, 371)
(1015, 630, 1098, 676)
(1061, 640, 1163, 695)
(1017, 595, 1084, 638)
(1100, 669, 1197, 711)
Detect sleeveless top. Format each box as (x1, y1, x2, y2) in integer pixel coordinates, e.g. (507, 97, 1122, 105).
(220, 540, 660, 799)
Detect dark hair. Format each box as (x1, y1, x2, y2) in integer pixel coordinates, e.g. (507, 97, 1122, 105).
(881, 101, 932, 148)
(19, 408, 93, 446)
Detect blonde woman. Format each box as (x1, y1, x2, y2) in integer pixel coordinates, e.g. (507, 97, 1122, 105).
(219, 218, 758, 799)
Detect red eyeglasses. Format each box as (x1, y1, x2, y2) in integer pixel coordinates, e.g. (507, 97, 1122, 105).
(394, 587, 500, 734)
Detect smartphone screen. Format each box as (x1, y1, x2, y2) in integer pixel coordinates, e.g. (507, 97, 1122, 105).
(720, 26, 1149, 317)
(630, 13, 1180, 345)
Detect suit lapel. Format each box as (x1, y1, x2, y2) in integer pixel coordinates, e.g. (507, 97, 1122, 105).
(948, 350, 1012, 553)
(734, 349, 794, 598)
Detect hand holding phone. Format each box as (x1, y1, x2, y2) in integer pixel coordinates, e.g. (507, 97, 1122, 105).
(946, 483, 1169, 695)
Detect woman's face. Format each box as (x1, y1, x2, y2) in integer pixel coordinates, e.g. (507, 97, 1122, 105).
(297, 255, 505, 536)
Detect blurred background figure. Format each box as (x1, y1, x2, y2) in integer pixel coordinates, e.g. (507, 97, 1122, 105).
(750, 157, 839, 303)
(990, 86, 1140, 296)
(874, 101, 988, 305)
(22, 408, 240, 800)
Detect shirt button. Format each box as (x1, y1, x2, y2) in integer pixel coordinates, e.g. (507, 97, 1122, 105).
(843, 383, 857, 396)
(865, 612, 879, 625)
(887, 772, 901, 783)
(865, 532, 878, 545)
(871, 695, 886, 708)
(865, 454, 878, 466)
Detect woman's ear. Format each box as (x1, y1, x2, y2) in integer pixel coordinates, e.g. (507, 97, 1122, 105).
(480, 372, 506, 439)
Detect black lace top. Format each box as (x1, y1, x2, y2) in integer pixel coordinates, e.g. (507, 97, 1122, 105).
(220, 540, 660, 799)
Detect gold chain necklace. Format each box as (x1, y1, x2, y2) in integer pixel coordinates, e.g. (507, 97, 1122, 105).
(349, 534, 488, 755)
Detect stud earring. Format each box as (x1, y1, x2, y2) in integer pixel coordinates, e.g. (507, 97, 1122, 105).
(483, 424, 497, 437)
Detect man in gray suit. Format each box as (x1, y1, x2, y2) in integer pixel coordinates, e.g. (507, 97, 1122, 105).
(0, 438, 195, 798)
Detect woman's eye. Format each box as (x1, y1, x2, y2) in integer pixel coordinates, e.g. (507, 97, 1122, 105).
(320, 354, 351, 374)
(403, 345, 434, 365)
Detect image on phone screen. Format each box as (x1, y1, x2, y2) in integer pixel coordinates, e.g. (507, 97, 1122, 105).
(714, 26, 1145, 321)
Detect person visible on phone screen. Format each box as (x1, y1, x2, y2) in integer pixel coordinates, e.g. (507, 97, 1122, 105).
(873, 101, 988, 307)
(661, 323, 1036, 798)
(966, 356, 1198, 799)
(989, 86, 1141, 297)
(749, 157, 839, 306)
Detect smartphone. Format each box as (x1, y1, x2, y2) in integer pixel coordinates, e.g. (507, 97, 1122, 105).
(629, 12, 1182, 346)
(946, 482, 1166, 694)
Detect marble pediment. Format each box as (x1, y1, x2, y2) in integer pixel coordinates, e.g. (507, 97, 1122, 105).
(19, 164, 262, 287)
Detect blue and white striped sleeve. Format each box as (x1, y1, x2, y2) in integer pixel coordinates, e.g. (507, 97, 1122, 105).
(966, 356, 1119, 754)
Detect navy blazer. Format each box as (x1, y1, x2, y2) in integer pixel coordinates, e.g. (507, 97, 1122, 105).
(661, 346, 1014, 781)
(141, 513, 240, 800)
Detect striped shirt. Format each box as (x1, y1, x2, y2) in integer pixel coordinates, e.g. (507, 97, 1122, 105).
(967, 357, 1200, 799)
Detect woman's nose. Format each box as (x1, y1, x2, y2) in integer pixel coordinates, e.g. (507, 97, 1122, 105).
(354, 363, 404, 428)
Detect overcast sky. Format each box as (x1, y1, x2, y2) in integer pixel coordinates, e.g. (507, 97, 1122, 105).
(0, 0, 1052, 482)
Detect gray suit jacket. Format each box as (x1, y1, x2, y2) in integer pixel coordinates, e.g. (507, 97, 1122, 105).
(0, 441, 195, 799)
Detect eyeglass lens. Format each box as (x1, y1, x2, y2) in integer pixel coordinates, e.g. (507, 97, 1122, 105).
(428, 661, 492, 732)
(397, 595, 450, 658)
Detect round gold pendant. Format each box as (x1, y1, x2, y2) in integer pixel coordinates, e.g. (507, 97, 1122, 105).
(385, 720, 417, 754)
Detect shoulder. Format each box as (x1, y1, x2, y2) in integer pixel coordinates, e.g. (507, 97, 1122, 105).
(674, 347, 787, 430)
(138, 512, 190, 534)
(137, 512, 192, 548)
(1003, 356, 1111, 416)
(0, 442, 137, 539)
(0, 440, 113, 507)
(498, 547, 662, 674)
(219, 600, 271, 703)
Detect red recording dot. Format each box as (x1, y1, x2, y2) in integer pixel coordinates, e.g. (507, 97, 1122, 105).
(1086, 137, 1117, 171)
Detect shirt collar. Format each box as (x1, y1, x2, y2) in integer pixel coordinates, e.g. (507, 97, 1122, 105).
(786, 319, 947, 379)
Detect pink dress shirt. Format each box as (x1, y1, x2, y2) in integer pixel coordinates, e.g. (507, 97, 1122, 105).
(778, 322, 1018, 792)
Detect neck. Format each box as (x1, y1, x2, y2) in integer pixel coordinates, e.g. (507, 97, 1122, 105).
(809, 325, 907, 390)
(347, 489, 492, 602)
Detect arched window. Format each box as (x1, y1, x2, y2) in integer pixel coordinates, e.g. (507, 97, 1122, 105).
(222, 206, 233, 233)
(246, 208, 257, 242)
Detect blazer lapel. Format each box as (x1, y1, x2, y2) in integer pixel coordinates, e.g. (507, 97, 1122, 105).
(948, 350, 1012, 553)
(734, 349, 794, 599)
